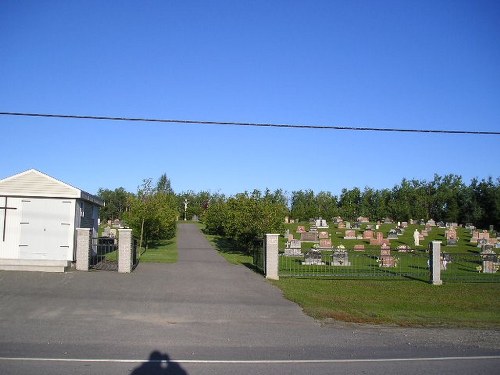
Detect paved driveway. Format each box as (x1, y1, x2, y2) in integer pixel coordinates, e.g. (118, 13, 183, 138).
(0, 223, 498, 374)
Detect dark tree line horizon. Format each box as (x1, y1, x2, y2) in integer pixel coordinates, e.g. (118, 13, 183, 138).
(97, 173, 500, 233)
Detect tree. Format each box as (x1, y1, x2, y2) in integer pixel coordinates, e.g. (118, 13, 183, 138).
(97, 187, 130, 221)
(204, 190, 286, 252)
(290, 190, 317, 221)
(156, 173, 173, 195)
(124, 176, 178, 249)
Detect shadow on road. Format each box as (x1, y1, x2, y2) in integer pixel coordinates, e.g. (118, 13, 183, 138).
(130, 351, 187, 375)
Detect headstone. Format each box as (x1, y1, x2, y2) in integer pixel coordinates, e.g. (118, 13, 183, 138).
(284, 229, 290, 238)
(287, 233, 294, 241)
(296, 225, 306, 233)
(332, 249, 350, 266)
(379, 247, 396, 267)
(352, 222, 361, 230)
(387, 229, 398, 240)
(284, 239, 303, 257)
(353, 244, 365, 251)
(319, 231, 329, 239)
(317, 218, 329, 228)
(302, 249, 325, 265)
(319, 238, 332, 249)
(345, 222, 351, 229)
(344, 230, 356, 239)
(110, 228, 117, 238)
(300, 231, 318, 242)
(370, 232, 385, 246)
(401, 222, 408, 228)
(102, 226, 111, 237)
(338, 222, 346, 229)
(357, 216, 369, 223)
(427, 219, 436, 227)
(480, 245, 499, 273)
(445, 228, 458, 246)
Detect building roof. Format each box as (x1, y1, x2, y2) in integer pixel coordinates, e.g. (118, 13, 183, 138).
(0, 169, 104, 206)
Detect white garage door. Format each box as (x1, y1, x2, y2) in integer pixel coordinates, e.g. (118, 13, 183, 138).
(19, 199, 74, 260)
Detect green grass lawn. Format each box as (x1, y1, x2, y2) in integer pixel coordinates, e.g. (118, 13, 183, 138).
(138, 238, 178, 263)
(272, 278, 500, 328)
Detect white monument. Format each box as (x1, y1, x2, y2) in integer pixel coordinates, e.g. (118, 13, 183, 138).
(414, 229, 420, 247)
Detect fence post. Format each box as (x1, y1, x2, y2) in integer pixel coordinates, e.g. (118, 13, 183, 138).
(118, 229, 133, 273)
(76, 228, 91, 271)
(265, 234, 279, 280)
(430, 240, 443, 285)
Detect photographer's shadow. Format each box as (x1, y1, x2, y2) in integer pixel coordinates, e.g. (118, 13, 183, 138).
(131, 351, 187, 375)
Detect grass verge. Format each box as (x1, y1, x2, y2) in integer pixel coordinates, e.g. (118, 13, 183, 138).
(270, 278, 500, 328)
(138, 238, 178, 263)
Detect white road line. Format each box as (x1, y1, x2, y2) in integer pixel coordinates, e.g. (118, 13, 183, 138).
(0, 356, 499, 364)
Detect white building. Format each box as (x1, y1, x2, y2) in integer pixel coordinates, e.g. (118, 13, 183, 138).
(0, 169, 103, 272)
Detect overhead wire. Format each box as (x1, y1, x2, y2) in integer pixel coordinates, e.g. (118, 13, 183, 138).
(0, 111, 499, 135)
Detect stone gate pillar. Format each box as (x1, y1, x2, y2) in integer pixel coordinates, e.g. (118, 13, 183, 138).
(76, 228, 91, 271)
(430, 240, 443, 285)
(265, 234, 279, 280)
(118, 229, 133, 273)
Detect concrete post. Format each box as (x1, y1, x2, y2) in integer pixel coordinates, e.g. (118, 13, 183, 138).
(265, 234, 279, 280)
(76, 228, 91, 271)
(118, 229, 133, 273)
(430, 240, 443, 285)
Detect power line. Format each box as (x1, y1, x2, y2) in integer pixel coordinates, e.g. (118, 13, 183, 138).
(1, 111, 499, 135)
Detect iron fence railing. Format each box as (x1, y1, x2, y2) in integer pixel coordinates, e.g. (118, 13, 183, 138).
(275, 249, 500, 282)
(90, 237, 118, 271)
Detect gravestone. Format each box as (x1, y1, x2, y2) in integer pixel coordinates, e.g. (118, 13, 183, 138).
(344, 230, 356, 239)
(287, 233, 294, 241)
(480, 245, 499, 274)
(284, 239, 303, 257)
(387, 229, 398, 240)
(332, 249, 350, 266)
(445, 228, 458, 246)
(401, 222, 408, 228)
(338, 222, 346, 229)
(352, 222, 361, 230)
(427, 219, 436, 227)
(319, 231, 329, 239)
(300, 231, 318, 242)
(102, 226, 111, 237)
(379, 248, 396, 267)
(284, 229, 290, 238)
(319, 238, 332, 249)
(370, 232, 385, 246)
(316, 218, 329, 228)
(110, 228, 117, 238)
(353, 244, 365, 251)
(302, 249, 325, 265)
(296, 225, 306, 233)
(345, 222, 351, 229)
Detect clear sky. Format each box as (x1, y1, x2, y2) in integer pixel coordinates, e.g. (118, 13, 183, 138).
(1, 0, 499, 196)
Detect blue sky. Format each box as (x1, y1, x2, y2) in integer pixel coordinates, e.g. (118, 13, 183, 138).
(1, 0, 499, 196)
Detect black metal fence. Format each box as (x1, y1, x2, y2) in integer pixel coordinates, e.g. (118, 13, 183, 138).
(273, 249, 500, 283)
(90, 237, 118, 271)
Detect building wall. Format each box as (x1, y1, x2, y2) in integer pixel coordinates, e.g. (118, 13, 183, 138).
(0, 197, 76, 261)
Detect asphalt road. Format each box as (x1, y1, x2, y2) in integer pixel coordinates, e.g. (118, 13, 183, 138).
(0, 223, 499, 374)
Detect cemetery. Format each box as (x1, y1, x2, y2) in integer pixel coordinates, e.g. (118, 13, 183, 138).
(276, 218, 500, 281)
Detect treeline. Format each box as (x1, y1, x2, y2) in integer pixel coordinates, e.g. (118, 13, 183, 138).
(289, 175, 499, 229)
(97, 174, 500, 247)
